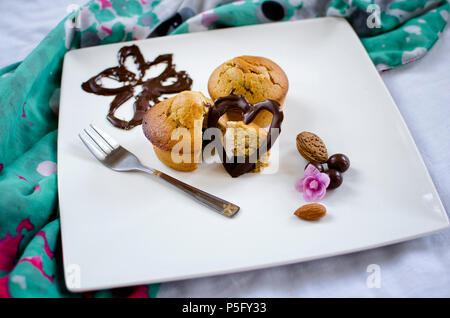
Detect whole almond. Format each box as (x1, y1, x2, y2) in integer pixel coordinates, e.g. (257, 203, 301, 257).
(296, 132, 328, 163)
(294, 203, 326, 221)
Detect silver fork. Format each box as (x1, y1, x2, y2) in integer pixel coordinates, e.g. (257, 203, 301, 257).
(78, 124, 240, 218)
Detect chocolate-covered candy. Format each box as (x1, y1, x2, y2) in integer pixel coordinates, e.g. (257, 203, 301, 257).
(305, 162, 324, 173)
(325, 169, 343, 189)
(327, 153, 350, 173)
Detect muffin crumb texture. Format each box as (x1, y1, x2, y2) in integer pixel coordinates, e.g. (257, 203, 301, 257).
(142, 91, 212, 171)
(224, 121, 270, 173)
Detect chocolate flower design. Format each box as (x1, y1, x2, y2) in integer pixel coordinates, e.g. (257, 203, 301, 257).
(81, 45, 193, 130)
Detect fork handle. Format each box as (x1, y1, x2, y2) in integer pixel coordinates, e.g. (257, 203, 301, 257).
(142, 168, 240, 217)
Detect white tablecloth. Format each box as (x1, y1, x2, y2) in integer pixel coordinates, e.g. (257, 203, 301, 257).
(2, 0, 449, 297)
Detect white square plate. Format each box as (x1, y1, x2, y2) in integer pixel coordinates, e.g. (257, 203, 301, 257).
(58, 18, 448, 292)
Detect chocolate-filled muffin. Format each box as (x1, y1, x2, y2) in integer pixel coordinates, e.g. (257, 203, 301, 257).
(208, 56, 288, 127)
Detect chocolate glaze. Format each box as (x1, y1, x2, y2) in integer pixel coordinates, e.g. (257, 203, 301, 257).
(207, 91, 284, 178)
(81, 45, 192, 130)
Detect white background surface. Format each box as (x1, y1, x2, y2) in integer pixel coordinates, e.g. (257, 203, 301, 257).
(2, 0, 449, 297)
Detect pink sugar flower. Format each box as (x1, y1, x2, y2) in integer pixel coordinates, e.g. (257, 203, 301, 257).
(295, 164, 330, 202)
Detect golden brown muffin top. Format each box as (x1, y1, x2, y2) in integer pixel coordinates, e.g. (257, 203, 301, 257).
(208, 55, 289, 105)
(143, 91, 211, 152)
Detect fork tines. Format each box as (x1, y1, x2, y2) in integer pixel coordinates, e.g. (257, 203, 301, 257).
(79, 124, 119, 160)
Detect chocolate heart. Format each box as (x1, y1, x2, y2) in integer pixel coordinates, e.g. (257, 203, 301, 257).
(207, 91, 283, 178)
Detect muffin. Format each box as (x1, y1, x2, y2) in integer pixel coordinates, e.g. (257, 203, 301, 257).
(208, 56, 288, 127)
(223, 121, 270, 173)
(143, 91, 212, 171)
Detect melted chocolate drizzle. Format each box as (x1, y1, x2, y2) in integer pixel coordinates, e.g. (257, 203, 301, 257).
(81, 45, 192, 130)
(207, 91, 284, 178)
